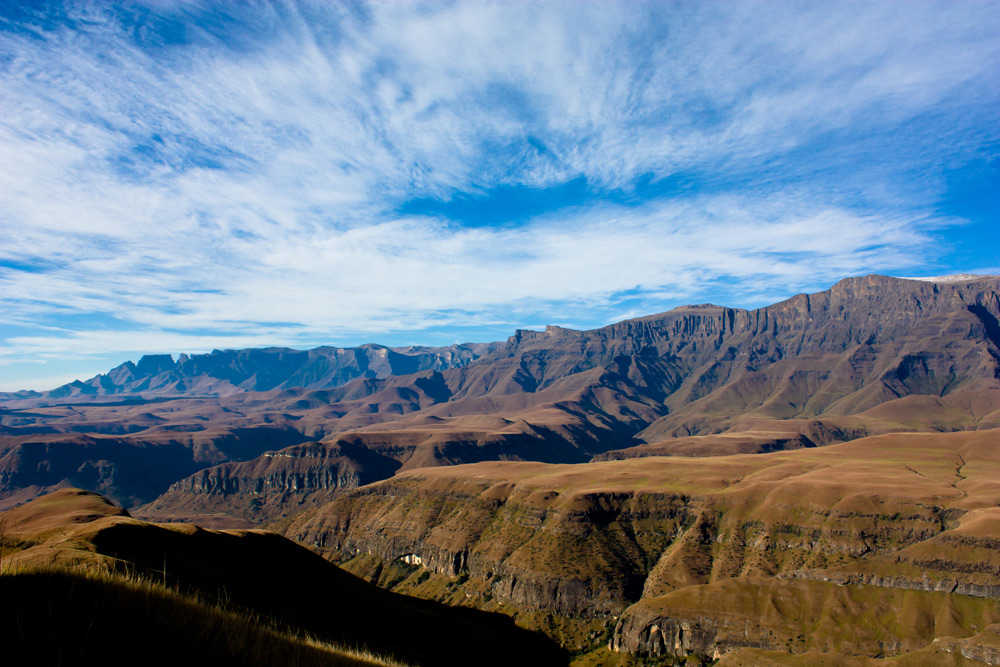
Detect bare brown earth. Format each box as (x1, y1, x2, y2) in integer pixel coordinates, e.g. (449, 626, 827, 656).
(283, 429, 1000, 663)
(0, 488, 564, 667)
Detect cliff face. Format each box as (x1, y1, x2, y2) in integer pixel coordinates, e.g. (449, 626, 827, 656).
(134, 420, 627, 524)
(0, 425, 311, 509)
(608, 577, 1000, 660)
(136, 440, 402, 523)
(292, 477, 688, 617)
(466, 275, 1000, 412)
(143, 275, 1000, 522)
(286, 429, 1000, 659)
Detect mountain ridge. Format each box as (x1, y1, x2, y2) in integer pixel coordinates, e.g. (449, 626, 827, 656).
(4, 273, 1000, 515)
(4, 273, 997, 405)
(0, 341, 500, 404)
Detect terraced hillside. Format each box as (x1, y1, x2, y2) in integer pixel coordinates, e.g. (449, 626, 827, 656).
(285, 429, 1000, 664)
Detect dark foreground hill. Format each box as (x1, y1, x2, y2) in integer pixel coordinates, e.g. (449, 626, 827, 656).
(3, 570, 402, 667)
(0, 488, 565, 667)
(2, 274, 999, 517)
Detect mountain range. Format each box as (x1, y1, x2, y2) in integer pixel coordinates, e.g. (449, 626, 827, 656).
(4, 274, 999, 512)
(4, 273, 1000, 665)
(0, 341, 499, 402)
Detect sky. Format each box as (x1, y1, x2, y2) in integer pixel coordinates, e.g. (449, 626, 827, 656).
(1, 1, 999, 392)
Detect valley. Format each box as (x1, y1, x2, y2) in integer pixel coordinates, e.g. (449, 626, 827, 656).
(285, 429, 1000, 662)
(3, 274, 1000, 665)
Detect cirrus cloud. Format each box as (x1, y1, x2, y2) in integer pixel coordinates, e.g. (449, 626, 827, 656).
(1, 0, 998, 390)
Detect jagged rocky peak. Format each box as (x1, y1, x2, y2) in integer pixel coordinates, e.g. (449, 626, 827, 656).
(2, 340, 500, 402)
(134, 353, 177, 375)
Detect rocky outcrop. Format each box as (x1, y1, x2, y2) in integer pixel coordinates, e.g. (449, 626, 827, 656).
(171, 441, 398, 495)
(608, 610, 750, 659)
(136, 440, 401, 523)
(778, 569, 1000, 599)
(608, 577, 1000, 660)
(771, 507, 1000, 600)
(959, 625, 1000, 665)
(593, 432, 816, 459)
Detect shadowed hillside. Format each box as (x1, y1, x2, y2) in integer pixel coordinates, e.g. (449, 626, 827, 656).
(2, 569, 408, 667)
(0, 488, 566, 667)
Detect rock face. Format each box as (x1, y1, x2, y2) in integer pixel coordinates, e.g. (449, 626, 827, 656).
(0, 425, 311, 509)
(958, 625, 1000, 666)
(608, 577, 1000, 660)
(593, 432, 817, 459)
(144, 275, 1000, 521)
(286, 429, 1000, 660)
(136, 439, 402, 523)
(291, 476, 687, 617)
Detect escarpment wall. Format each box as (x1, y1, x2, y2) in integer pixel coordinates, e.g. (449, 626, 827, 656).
(286, 429, 1000, 661)
(288, 463, 991, 621)
(135, 441, 403, 521)
(609, 577, 1000, 661)
(168, 441, 401, 495)
(292, 481, 694, 617)
(7, 276, 1000, 521)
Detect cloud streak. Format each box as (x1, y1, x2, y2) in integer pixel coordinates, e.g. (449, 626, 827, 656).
(0, 0, 998, 388)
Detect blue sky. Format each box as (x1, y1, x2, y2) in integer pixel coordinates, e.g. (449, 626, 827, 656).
(1, 1, 998, 391)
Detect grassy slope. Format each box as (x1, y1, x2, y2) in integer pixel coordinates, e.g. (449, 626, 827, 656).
(285, 429, 1000, 664)
(0, 488, 566, 667)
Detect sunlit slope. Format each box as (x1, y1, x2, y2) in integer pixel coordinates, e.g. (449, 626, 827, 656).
(286, 429, 1000, 661)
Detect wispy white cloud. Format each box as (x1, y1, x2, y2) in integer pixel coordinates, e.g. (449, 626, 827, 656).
(0, 0, 998, 387)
